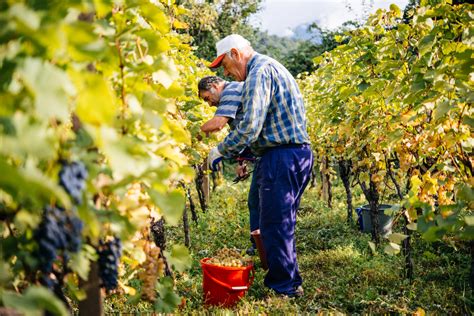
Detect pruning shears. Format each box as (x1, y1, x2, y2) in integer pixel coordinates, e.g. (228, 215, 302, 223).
(232, 155, 256, 184)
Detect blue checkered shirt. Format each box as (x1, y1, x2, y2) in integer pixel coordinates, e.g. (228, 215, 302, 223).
(217, 53, 310, 157)
(214, 81, 244, 130)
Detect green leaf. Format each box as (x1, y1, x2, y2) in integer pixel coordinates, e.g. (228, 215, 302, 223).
(465, 216, 474, 226)
(69, 251, 91, 280)
(64, 22, 107, 61)
(387, 233, 408, 244)
(140, 3, 170, 34)
(418, 34, 436, 56)
(24, 287, 69, 316)
(153, 70, 174, 89)
(14, 209, 41, 230)
(93, 0, 113, 18)
(456, 183, 474, 202)
(95, 127, 152, 179)
(164, 244, 191, 273)
(142, 92, 168, 113)
(357, 81, 370, 91)
(421, 226, 446, 242)
(136, 30, 170, 55)
(0, 159, 71, 209)
(462, 115, 474, 128)
(433, 100, 452, 121)
(1, 291, 38, 316)
(8, 3, 40, 31)
(158, 82, 184, 98)
(19, 58, 75, 122)
(406, 222, 417, 231)
(142, 109, 163, 130)
(154, 277, 181, 313)
(162, 120, 190, 145)
(77, 203, 101, 239)
(368, 241, 376, 254)
(2, 286, 69, 316)
(384, 242, 400, 255)
(148, 188, 185, 226)
(0, 113, 55, 160)
(74, 73, 116, 126)
(389, 4, 401, 17)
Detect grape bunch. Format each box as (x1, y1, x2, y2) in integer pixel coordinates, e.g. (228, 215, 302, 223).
(58, 161, 88, 205)
(207, 247, 252, 267)
(138, 245, 165, 302)
(34, 206, 83, 288)
(151, 218, 166, 250)
(97, 237, 122, 291)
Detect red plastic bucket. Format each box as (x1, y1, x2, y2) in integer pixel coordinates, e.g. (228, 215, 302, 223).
(200, 257, 254, 307)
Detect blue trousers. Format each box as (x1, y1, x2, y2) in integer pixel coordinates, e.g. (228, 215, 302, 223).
(256, 144, 313, 295)
(248, 168, 259, 247)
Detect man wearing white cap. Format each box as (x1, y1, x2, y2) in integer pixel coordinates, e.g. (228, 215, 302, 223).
(207, 34, 313, 298)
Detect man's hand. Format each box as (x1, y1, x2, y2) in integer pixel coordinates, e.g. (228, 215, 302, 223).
(236, 162, 248, 178)
(208, 147, 223, 171)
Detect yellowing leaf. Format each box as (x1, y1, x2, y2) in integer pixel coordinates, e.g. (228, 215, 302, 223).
(74, 73, 116, 126)
(173, 19, 188, 29)
(158, 81, 184, 98)
(384, 242, 401, 255)
(9, 3, 40, 30)
(19, 58, 74, 122)
(153, 70, 174, 89)
(387, 233, 408, 244)
(410, 175, 422, 192)
(406, 222, 417, 231)
(465, 216, 474, 226)
(389, 4, 401, 17)
(368, 241, 376, 254)
(148, 188, 185, 226)
(119, 281, 137, 295)
(93, 0, 113, 18)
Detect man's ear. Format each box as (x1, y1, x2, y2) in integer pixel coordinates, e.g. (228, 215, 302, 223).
(230, 48, 240, 60)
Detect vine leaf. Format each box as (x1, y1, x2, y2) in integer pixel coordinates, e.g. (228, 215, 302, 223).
(73, 73, 116, 126)
(19, 58, 74, 122)
(387, 233, 408, 244)
(164, 244, 191, 273)
(2, 286, 69, 316)
(148, 188, 185, 226)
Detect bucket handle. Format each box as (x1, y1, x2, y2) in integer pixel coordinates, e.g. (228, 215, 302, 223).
(202, 265, 255, 291)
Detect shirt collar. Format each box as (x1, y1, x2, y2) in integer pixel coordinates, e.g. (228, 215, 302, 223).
(246, 53, 259, 76)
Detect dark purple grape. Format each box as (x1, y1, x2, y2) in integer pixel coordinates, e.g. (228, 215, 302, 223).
(58, 161, 88, 205)
(151, 218, 166, 250)
(97, 237, 122, 291)
(34, 205, 83, 286)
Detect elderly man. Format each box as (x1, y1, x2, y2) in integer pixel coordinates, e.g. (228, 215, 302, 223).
(198, 75, 260, 256)
(207, 34, 313, 297)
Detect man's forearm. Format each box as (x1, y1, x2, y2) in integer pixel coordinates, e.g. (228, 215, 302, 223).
(200, 116, 229, 134)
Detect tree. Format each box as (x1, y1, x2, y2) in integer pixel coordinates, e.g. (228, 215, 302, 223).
(180, 0, 262, 61)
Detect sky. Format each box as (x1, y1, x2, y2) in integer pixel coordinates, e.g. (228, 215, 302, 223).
(250, 0, 410, 36)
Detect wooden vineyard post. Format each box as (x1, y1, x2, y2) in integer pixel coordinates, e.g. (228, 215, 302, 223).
(202, 161, 210, 204)
(79, 261, 103, 316)
(320, 156, 332, 209)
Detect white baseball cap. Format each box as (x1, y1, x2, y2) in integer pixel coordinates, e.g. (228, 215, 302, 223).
(209, 34, 251, 68)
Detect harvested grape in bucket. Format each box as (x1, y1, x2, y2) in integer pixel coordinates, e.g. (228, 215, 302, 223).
(201, 248, 255, 306)
(207, 247, 253, 267)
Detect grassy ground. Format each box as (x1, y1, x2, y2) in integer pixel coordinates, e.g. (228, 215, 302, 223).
(106, 175, 473, 314)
